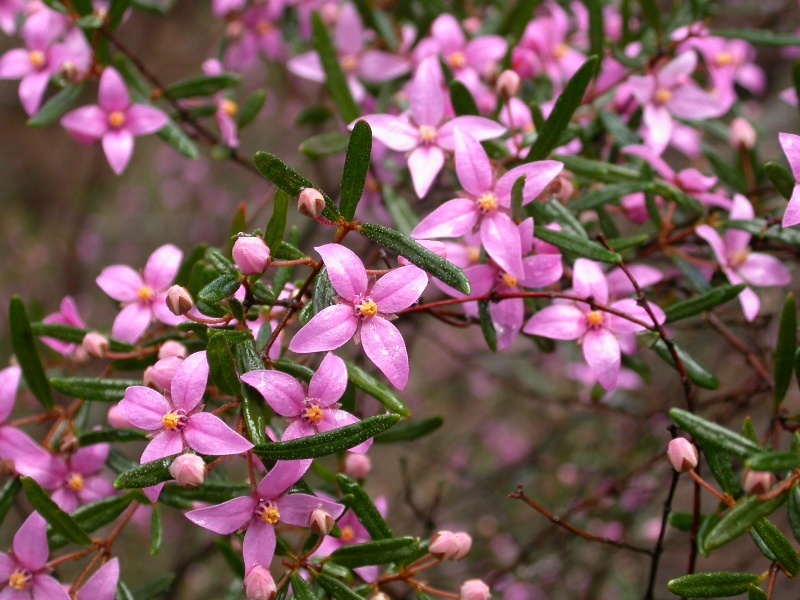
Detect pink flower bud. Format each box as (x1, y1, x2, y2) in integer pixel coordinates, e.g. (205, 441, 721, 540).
(370, 594, 391, 600)
(310, 508, 335, 536)
(169, 454, 206, 488)
(226, 20, 245, 40)
(233, 236, 271, 275)
(320, 2, 338, 25)
(729, 117, 756, 150)
(463, 17, 481, 34)
(298, 188, 326, 219)
(107, 405, 132, 429)
(460, 579, 491, 600)
(741, 469, 775, 495)
(166, 285, 194, 316)
(81, 332, 109, 358)
(666, 438, 698, 473)
(149, 356, 183, 391)
(495, 70, 521, 97)
(556, 174, 574, 203)
(244, 566, 277, 600)
(429, 531, 460, 560)
(343, 453, 372, 479)
(158, 340, 188, 360)
(453, 532, 473, 560)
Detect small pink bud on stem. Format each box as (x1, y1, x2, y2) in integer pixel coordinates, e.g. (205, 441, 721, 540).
(460, 579, 491, 600)
(666, 438, 698, 473)
(233, 236, 271, 275)
(169, 454, 206, 488)
(495, 70, 521, 97)
(82, 332, 109, 358)
(166, 285, 194, 316)
(158, 340, 187, 360)
(244, 566, 277, 600)
(107, 405, 131, 429)
(298, 188, 326, 220)
(729, 117, 757, 150)
(310, 508, 336, 536)
(742, 468, 776, 495)
(343, 453, 371, 479)
(429, 530, 473, 561)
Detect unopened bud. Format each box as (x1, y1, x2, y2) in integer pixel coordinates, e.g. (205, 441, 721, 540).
(666, 438, 698, 473)
(158, 340, 188, 360)
(729, 117, 757, 150)
(310, 508, 335, 536)
(429, 530, 472, 561)
(460, 579, 491, 600)
(298, 188, 326, 219)
(226, 19, 245, 40)
(320, 2, 339, 26)
(463, 16, 481, 34)
(741, 468, 775, 495)
(370, 594, 391, 600)
(107, 405, 131, 429)
(453, 532, 473, 560)
(59, 433, 79, 455)
(495, 70, 521, 97)
(82, 332, 109, 358)
(166, 285, 194, 316)
(149, 356, 183, 391)
(233, 236, 271, 275)
(169, 454, 206, 488)
(244, 565, 277, 600)
(343, 453, 372, 479)
(556, 174, 574, 203)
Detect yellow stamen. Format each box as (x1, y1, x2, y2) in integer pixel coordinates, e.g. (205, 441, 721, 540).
(715, 51, 734, 66)
(261, 506, 280, 524)
(587, 311, 604, 327)
(9, 571, 29, 591)
(221, 99, 238, 117)
(358, 299, 378, 318)
(477, 192, 498, 212)
(68, 473, 84, 492)
(501, 273, 518, 288)
(655, 88, 672, 104)
(467, 247, 481, 264)
(729, 249, 750, 269)
(340, 54, 359, 73)
(28, 50, 46, 70)
(162, 412, 181, 430)
(553, 44, 569, 59)
(137, 285, 154, 302)
(448, 51, 467, 69)
(305, 405, 324, 424)
(340, 525, 355, 542)
(418, 125, 437, 143)
(255, 20, 272, 35)
(108, 110, 126, 129)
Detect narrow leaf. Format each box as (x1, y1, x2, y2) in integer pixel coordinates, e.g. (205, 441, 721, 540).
(345, 362, 410, 417)
(165, 74, 240, 99)
(20, 477, 92, 545)
(50, 378, 140, 402)
(150, 504, 163, 555)
(197, 275, 240, 305)
(337, 474, 392, 540)
(237, 89, 267, 128)
(300, 131, 350, 158)
(745, 450, 800, 472)
(651, 338, 720, 390)
(329, 537, 418, 568)
(664, 285, 746, 323)
(207, 334, 243, 397)
(449, 81, 479, 116)
(569, 182, 652, 212)
(113, 456, 177, 490)
(703, 493, 789, 551)
(314, 573, 365, 600)
(751, 518, 800, 576)
(291, 573, 321, 600)
(533, 226, 621, 263)
(765, 161, 795, 200)
(0, 479, 22, 527)
(478, 300, 498, 352)
(374, 416, 443, 443)
(775, 293, 797, 406)
(27, 84, 85, 128)
(236, 338, 269, 446)
(312, 11, 360, 123)
(339, 120, 373, 221)
(78, 428, 148, 446)
(670, 408, 761, 458)
(667, 572, 760, 597)
(10, 296, 53, 409)
(264, 189, 291, 255)
(714, 29, 800, 46)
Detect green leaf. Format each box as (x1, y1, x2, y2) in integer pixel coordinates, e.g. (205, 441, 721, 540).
(449, 80, 479, 116)
(20, 477, 92, 545)
(253, 414, 401, 460)
(787, 487, 800, 544)
(497, 0, 538, 42)
(207, 333, 244, 396)
(748, 584, 769, 600)
(598, 110, 640, 146)
(714, 28, 800, 46)
(703, 493, 789, 551)
(108, 0, 131, 30)
(273, 359, 315, 382)
(312, 11, 360, 123)
(741, 417, 758, 443)
(300, 131, 350, 158)
(163, 481, 251, 504)
(10, 297, 53, 409)
(525, 198, 588, 240)
(510, 175, 526, 221)
(555, 154, 642, 183)
(47, 493, 137, 548)
(27, 84, 85, 128)
(345, 362, 410, 417)
(667, 572, 760, 597)
(382, 184, 419, 236)
(359, 223, 471, 294)
(697, 512, 721, 557)
(150, 504, 163, 556)
(165, 74, 240, 99)
(664, 285, 746, 323)
(775, 293, 797, 406)
(157, 120, 200, 159)
(650, 338, 720, 389)
(337, 474, 392, 539)
(113, 456, 177, 489)
(70, 0, 93, 14)
(50, 378, 140, 402)
(726, 218, 800, 247)
(206, 248, 237, 278)
(524, 56, 598, 162)
(478, 300, 498, 352)
(569, 182, 653, 212)
(274, 241, 307, 261)
(329, 537, 418, 568)
(586, 0, 604, 70)
(752, 518, 800, 576)
(705, 444, 737, 496)
(374, 416, 443, 444)
(533, 227, 621, 263)
(607, 234, 649, 252)
(291, 573, 322, 600)
(0, 479, 21, 527)
(745, 450, 800, 472)
(263, 189, 291, 256)
(116, 579, 136, 600)
(132, 575, 175, 600)
(237, 89, 267, 128)
(765, 161, 795, 200)
(236, 338, 269, 446)
(198, 275, 240, 305)
(339, 120, 373, 221)
(78, 428, 148, 446)
(638, 0, 662, 38)
(314, 573, 365, 600)
(253, 151, 341, 221)
(670, 408, 761, 458)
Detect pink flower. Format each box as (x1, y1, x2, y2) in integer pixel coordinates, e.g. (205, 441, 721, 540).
(41, 296, 86, 356)
(0, 512, 70, 599)
(242, 352, 371, 453)
(0, 0, 24, 35)
(47, 444, 115, 513)
(412, 128, 563, 278)
(695, 195, 791, 322)
(780, 132, 800, 227)
(223, 3, 286, 70)
(185, 460, 344, 573)
(119, 351, 253, 463)
(523, 259, 665, 391)
(413, 14, 506, 77)
(288, 244, 428, 389)
(96, 244, 185, 343)
(685, 36, 765, 108)
(61, 67, 169, 174)
(75, 558, 119, 600)
(202, 59, 239, 148)
(0, 366, 56, 470)
(358, 56, 506, 198)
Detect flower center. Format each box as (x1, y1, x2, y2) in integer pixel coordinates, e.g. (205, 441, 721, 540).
(448, 51, 467, 69)
(729, 249, 750, 269)
(304, 404, 324, 424)
(221, 99, 238, 117)
(655, 88, 672, 104)
(477, 192, 498, 213)
(162, 409, 188, 431)
(715, 51, 734, 66)
(108, 110, 126, 129)
(255, 500, 280, 524)
(467, 247, 481, 264)
(357, 299, 378, 318)
(586, 310, 604, 328)
(500, 272, 518, 288)
(28, 50, 46, 70)
(553, 44, 569, 60)
(340, 525, 355, 542)
(8, 569, 31, 591)
(418, 125, 437, 144)
(67, 473, 84, 492)
(340, 54, 359, 73)
(137, 285, 155, 301)
(255, 19, 272, 35)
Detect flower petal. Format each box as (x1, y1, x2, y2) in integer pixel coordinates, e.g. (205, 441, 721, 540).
(783, 185, 800, 228)
(111, 301, 152, 344)
(572, 259, 608, 304)
(316, 244, 368, 300)
(277, 493, 345, 527)
(96, 265, 144, 303)
(738, 286, 761, 322)
(170, 350, 208, 412)
(99, 67, 130, 112)
(125, 104, 168, 136)
(495, 160, 564, 206)
(288, 305, 358, 354)
(143, 244, 182, 292)
(318, 409, 371, 452)
(523, 305, 587, 340)
(453, 128, 493, 196)
(370, 266, 428, 313)
(438, 116, 506, 151)
(738, 253, 792, 287)
(358, 50, 409, 83)
(240, 370, 304, 416)
(102, 128, 135, 175)
(140, 430, 183, 463)
(780, 132, 800, 181)
(409, 56, 444, 127)
(119, 386, 170, 431)
(184, 412, 254, 456)
(358, 114, 418, 152)
(0, 366, 21, 424)
(481, 212, 524, 278)
(582, 328, 621, 391)
(257, 460, 311, 498)
(76, 558, 119, 600)
(360, 317, 409, 389)
(185, 496, 256, 534)
(71, 443, 110, 475)
(490, 298, 524, 351)
(243, 520, 276, 572)
(408, 145, 445, 199)
(308, 353, 347, 406)
(31, 575, 70, 600)
(19, 71, 49, 116)
(411, 198, 478, 240)
(13, 512, 48, 570)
